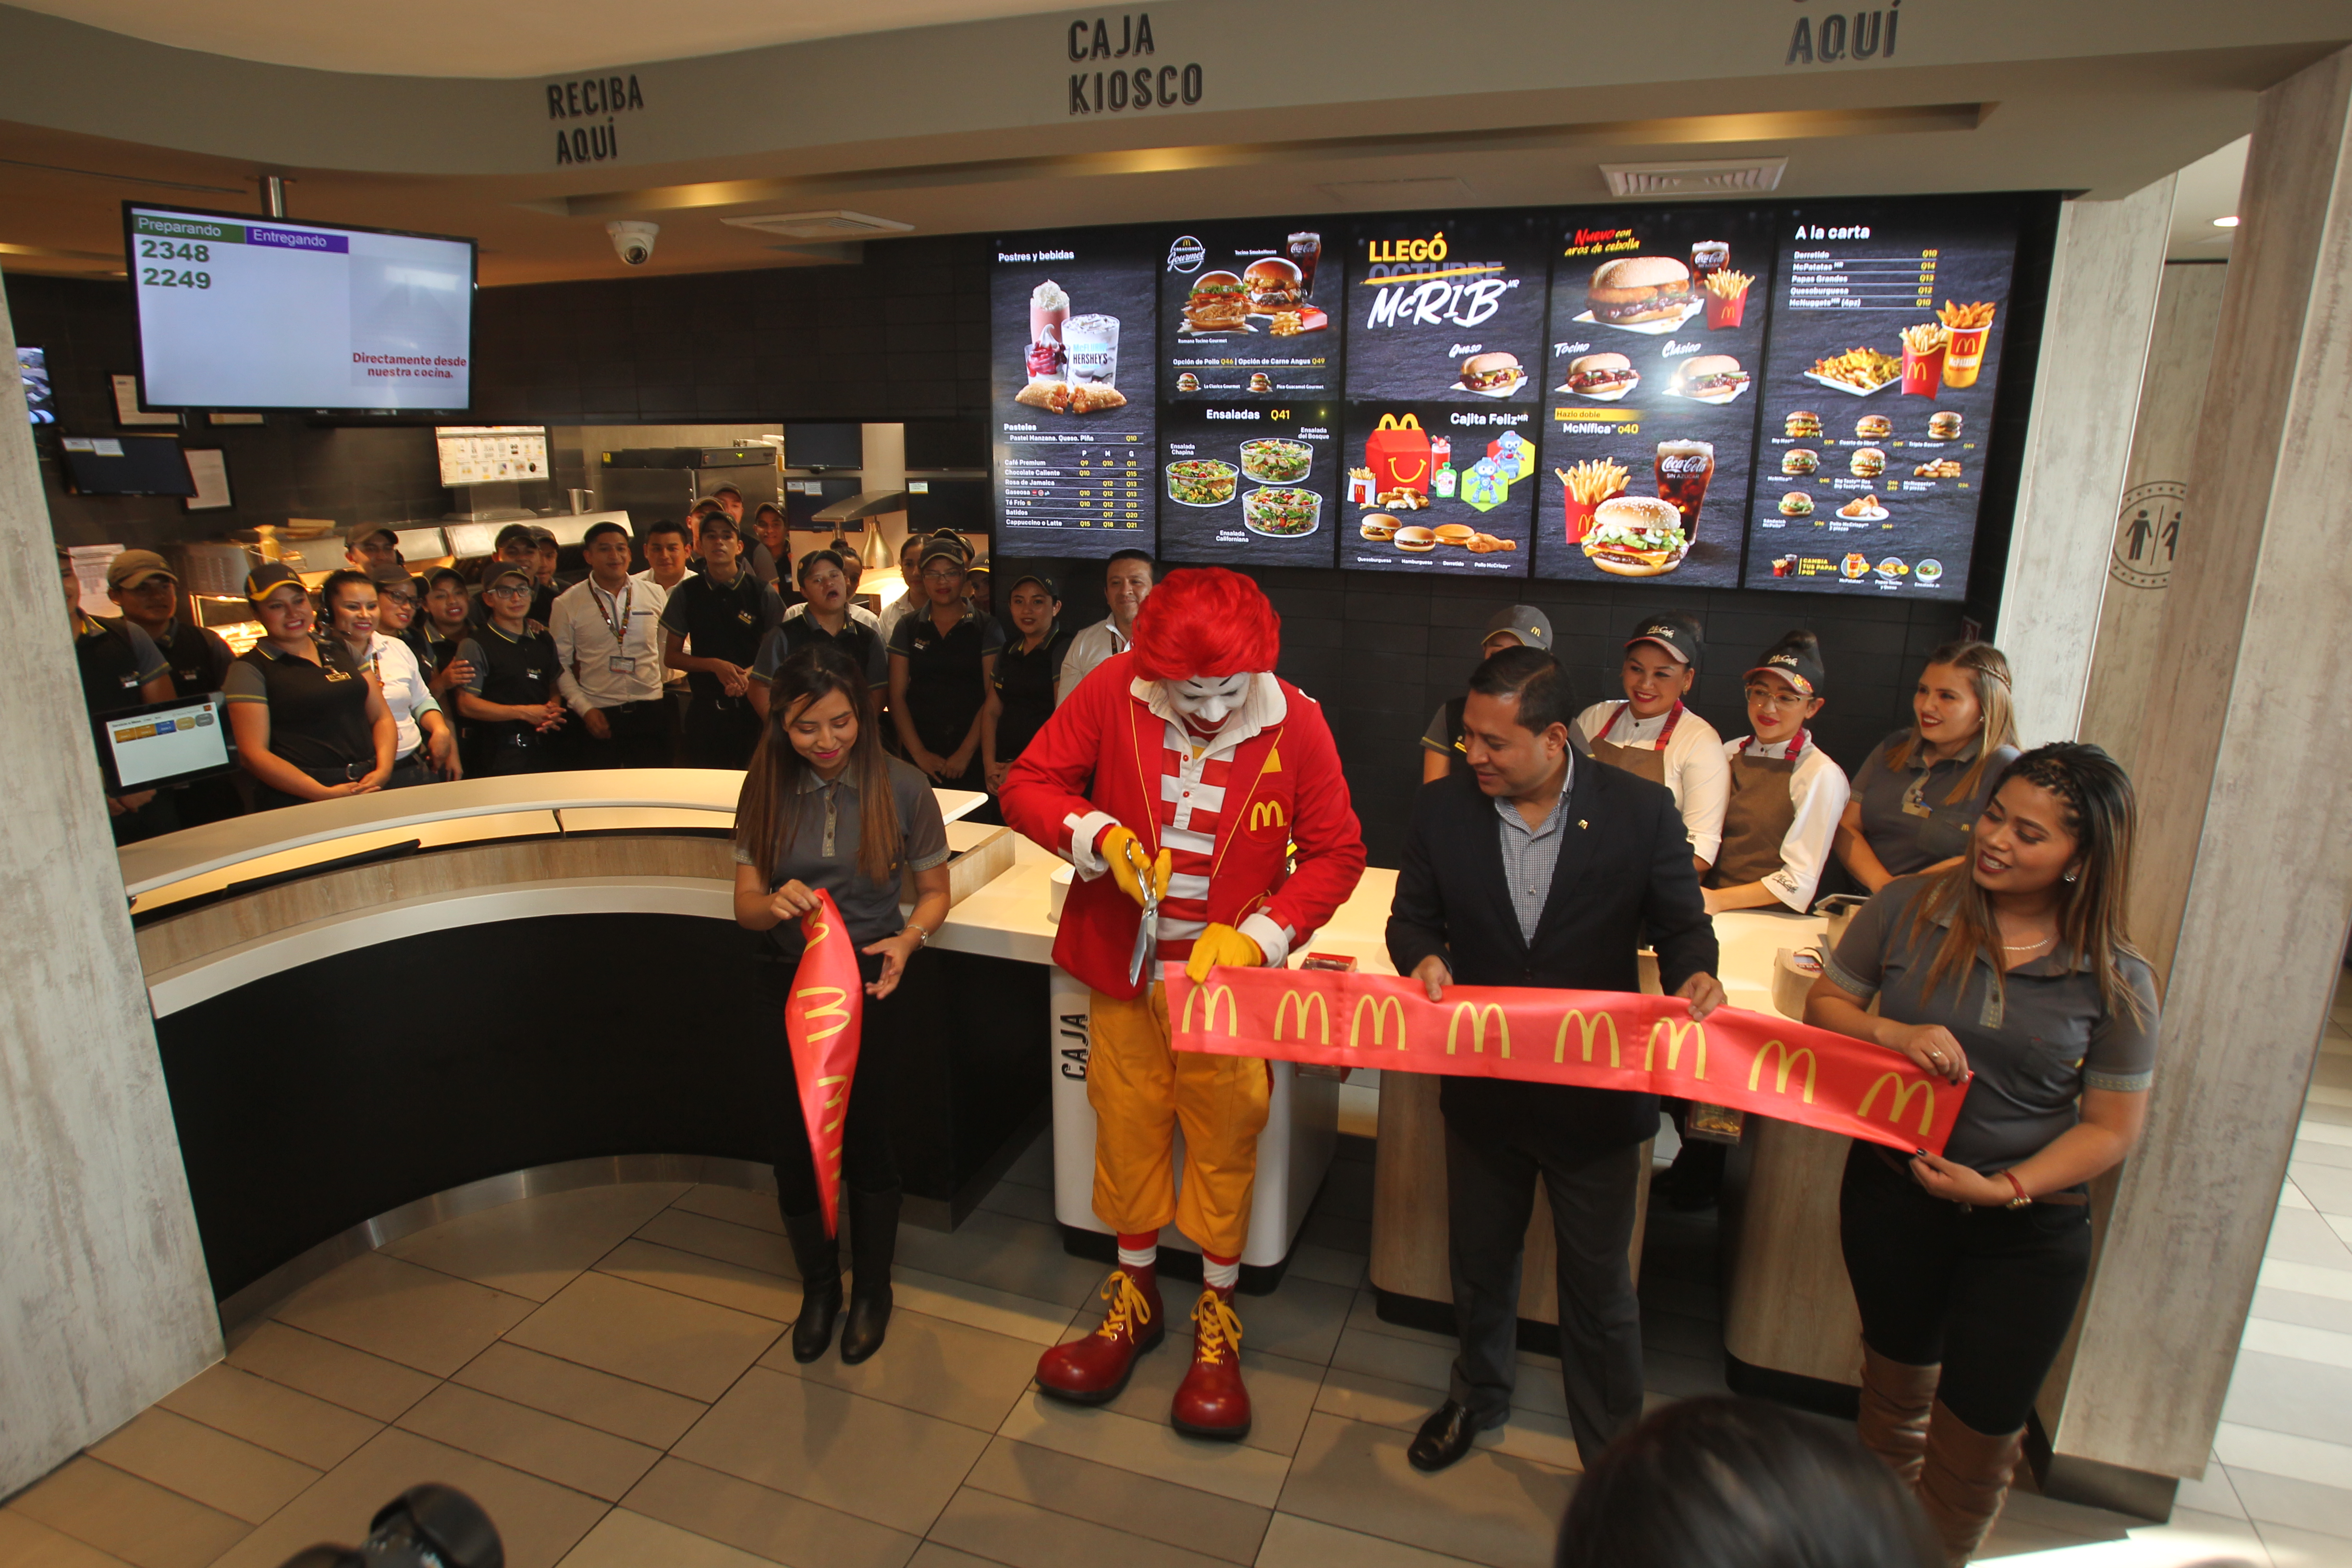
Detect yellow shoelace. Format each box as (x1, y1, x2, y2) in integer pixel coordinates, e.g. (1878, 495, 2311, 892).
(1095, 1269, 1154, 1340)
(1191, 1290, 1244, 1366)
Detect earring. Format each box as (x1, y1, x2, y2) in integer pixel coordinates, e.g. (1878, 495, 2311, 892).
(2063, 870, 2078, 883)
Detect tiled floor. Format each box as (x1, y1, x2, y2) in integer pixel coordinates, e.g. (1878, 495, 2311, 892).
(5, 979, 2351, 1568)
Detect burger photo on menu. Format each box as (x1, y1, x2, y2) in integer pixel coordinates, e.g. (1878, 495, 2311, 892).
(1182, 271, 1250, 333)
(1561, 352, 1640, 400)
(1455, 352, 1527, 398)
(1666, 354, 1750, 404)
(1582, 495, 1689, 576)
(1578, 256, 1702, 334)
(1342, 213, 1546, 404)
(1160, 222, 1336, 406)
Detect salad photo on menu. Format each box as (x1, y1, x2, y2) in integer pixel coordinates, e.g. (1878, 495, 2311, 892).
(1157, 402, 1342, 567)
(1743, 198, 2021, 598)
(990, 231, 1158, 559)
(1531, 206, 1777, 586)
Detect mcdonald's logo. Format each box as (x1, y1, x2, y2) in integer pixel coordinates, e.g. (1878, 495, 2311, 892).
(1643, 1018, 1708, 1080)
(805, 909, 832, 947)
(1248, 800, 1288, 833)
(1446, 1002, 1512, 1058)
(1349, 993, 1408, 1051)
(1859, 1072, 1937, 1136)
(1182, 983, 1239, 1034)
(796, 986, 851, 1043)
(818, 1072, 850, 1134)
(1274, 990, 1331, 1045)
(1746, 1040, 1818, 1103)
(1554, 1009, 1621, 1067)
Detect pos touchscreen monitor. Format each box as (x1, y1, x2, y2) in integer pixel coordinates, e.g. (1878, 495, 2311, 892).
(91, 693, 239, 794)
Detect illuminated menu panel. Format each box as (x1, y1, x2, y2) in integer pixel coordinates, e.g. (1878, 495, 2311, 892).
(1743, 203, 2021, 599)
(991, 231, 1157, 559)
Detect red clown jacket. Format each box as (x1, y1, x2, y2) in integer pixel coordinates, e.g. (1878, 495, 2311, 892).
(1001, 652, 1367, 1000)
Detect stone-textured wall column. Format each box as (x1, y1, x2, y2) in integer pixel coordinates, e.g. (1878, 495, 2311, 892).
(2043, 45, 2352, 1489)
(0, 287, 218, 1492)
(1996, 177, 2178, 746)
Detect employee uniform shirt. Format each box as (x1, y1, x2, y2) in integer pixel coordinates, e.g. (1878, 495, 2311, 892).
(1825, 874, 2159, 1174)
(1850, 731, 2022, 878)
(149, 618, 235, 698)
(72, 613, 168, 718)
(731, 756, 953, 957)
(361, 632, 440, 759)
(636, 569, 698, 689)
(550, 575, 669, 712)
(659, 569, 784, 703)
(1573, 700, 1731, 864)
(888, 603, 1006, 756)
(1713, 734, 1850, 910)
(1056, 616, 1131, 705)
(222, 637, 375, 774)
(1496, 755, 1574, 943)
(877, 594, 919, 649)
(457, 622, 562, 747)
(757, 604, 888, 690)
(992, 628, 1071, 763)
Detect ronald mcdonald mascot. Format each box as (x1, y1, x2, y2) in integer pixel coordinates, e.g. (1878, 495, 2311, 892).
(1001, 567, 1365, 1439)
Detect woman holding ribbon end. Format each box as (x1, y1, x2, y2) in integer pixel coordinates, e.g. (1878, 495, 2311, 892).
(1803, 744, 2157, 1564)
(733, 644, 954, 1368)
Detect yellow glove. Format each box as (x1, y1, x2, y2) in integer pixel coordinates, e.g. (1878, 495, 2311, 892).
(1185, 923, 1264, 983)
(1100, 825, 1172, 911)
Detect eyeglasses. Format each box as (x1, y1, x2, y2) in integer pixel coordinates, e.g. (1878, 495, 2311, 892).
(377, 591, 417, 607)
(922, 568, 966, 583)
(1744, 685, 1810, 708)
(485, 584, 532, 599)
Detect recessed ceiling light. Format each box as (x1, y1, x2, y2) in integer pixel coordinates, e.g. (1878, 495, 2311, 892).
(2213, 215, 2240, 227)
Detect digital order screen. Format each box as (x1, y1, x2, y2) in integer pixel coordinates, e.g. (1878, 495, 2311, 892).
(127, 204, 476, 412)
(102, 695, 231, 790)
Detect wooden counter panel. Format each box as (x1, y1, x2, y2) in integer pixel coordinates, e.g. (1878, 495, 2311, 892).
(136, 836, 735, 975)
(1722, 1118, 1862, 1387)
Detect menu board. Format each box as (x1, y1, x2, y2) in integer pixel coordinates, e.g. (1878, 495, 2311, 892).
(1158, 221, 1343, 566)
(1337, 214, 1549, 577)
(1742, 204, 2020, 598)
(1529, 208, 1776, 587)
(991, 232, 1156, 559)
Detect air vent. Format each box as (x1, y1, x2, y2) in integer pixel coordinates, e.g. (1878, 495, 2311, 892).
(1599, 158, 1788, 197)
(722, 209, 915, 239)
(1316, 176, 1472, 208)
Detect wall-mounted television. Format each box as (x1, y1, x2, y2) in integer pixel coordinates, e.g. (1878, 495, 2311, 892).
(57, 433, 196, 496)
(783, 422, 863, 470)
(124, 203, 477, 414)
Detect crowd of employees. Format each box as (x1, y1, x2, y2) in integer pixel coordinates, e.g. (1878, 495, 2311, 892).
(72, 504, 2154, 1562)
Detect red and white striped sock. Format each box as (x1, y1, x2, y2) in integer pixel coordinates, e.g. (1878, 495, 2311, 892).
(1201, 1251, 1240, 1292)
(1116, 1232, 1158, 1271)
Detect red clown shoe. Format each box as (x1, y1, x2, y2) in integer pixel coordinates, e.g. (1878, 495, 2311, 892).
(1172, 1286, 1252, 1441)
(1037, 1264, 1164, 1403)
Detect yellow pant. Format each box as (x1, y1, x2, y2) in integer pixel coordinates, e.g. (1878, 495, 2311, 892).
(1088, 983, 1271, 1259)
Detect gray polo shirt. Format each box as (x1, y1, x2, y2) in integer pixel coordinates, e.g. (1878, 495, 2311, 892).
(1850, 730, 2022, 878)
(733, 755, 953, 951)
(1825, 874, 2159, 1175)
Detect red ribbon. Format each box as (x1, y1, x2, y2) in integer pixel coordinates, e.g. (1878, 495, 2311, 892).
(1163, 965, 1969, 1155)
(784, 890, 865, 1237)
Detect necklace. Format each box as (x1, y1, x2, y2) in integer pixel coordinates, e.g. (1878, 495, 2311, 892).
(2000, 933, 2053, 952)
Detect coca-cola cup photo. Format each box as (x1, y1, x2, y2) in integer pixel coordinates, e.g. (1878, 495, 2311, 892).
(1655, 440, 1715, 540)
(1288, 233, 1322, 302)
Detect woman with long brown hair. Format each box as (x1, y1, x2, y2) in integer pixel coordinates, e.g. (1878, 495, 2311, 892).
(731, 643, 953, 1367)
(1835, 641, 2020, 894)
(1804, 744, 2158, 1563)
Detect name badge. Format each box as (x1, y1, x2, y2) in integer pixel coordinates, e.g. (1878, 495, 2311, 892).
(609, 655, 637, 675)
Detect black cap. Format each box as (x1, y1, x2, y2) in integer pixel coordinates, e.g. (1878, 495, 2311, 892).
(1007, 570, 1059, 599)
(1625, 610, 1703, 670)
(493, 522, 537, 553)
(483, 561, 538, 590)
(244, 561, 307, 605)
(919, 531, 970, 569)
(1748, 630, 1825, 698)
(368, 566, 422, 598)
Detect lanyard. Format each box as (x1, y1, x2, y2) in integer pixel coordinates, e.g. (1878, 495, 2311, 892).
(1741, 728, 1806, 762)
(1601, 699, 1682, 751)
(590, 580, 633, 645)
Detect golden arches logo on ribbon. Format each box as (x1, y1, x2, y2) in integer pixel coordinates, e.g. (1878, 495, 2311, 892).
(1349, 993, 1407, 1051)
(1554, 1009, 1621, 1067)
(1248, 800, 1288, 833)
(818, 1073, 850, 1134)
(796, 986, 851, 1043)
(1446, 1002, 1511, 1058)
(1182, 983, 1239, 1034)
(1274, 990, 1330, 1045)
(804, 909, 832, 947)
(1748, 1040, 1818, 1103)
(1859, 1072, 1937, 1135)
(1643, 1018, 1708, 1080)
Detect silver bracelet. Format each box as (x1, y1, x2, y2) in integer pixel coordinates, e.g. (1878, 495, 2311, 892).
(903, 924, 931, 947)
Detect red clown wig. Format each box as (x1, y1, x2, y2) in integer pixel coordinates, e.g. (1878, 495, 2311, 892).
(1128, 567, 1282, 682)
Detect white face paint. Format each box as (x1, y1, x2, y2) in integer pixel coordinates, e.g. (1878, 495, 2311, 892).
(1164, 673, 1252, 730)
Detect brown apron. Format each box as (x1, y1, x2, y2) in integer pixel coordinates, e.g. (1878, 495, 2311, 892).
(1708, 736, 1802, 890)
(1590, 699, 1678, 786)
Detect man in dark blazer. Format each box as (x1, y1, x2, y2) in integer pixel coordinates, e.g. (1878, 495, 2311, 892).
(1386, 646, 1722, 1473)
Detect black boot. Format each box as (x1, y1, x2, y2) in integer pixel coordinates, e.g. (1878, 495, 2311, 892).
(781, 1206, 842, 1364)
(839, 1186, 900, 1365)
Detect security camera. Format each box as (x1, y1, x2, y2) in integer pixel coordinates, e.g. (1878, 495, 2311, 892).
(607, 220, 658, 267)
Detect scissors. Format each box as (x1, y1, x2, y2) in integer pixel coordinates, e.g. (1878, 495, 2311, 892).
(1124, 836, 1161, 986)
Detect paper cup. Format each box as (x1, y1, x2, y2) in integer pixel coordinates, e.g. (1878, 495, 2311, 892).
(1943, 326, 1987, 388)
(1901, 342, 1946, 396)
